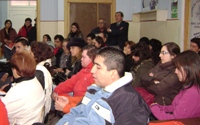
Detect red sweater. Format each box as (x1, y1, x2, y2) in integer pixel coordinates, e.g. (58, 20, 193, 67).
(18, 25, 32, 37)
(0, 100, 9, 125)
(54, 62, 94, 113)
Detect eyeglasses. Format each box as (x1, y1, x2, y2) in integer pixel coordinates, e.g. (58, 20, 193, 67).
(160, 51, 169, 55)
(98, 22, 104, 24)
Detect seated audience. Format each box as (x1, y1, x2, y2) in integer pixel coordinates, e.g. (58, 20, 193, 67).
(53, 35, 64, 67)
(18, 18, 32, 39)
(131, 41, 155, 87)
(30, 42, 54, 116)
(151, 50, 200, 120)
(91, 18, 107, 36)
(67, 22, 83, 39)
(0, 20, 17, 60)
(52, 45, 97, 114)
(56, 46, 150, 125)
(43, 34, 55, 49)
(92, 36, 105, 49)
(86, 33, 95, 45)
(65, 38, 87, 78)
(149, 38, 162, 65)
(123, 41, 135, 72)
(141, 42, 182, 106)
(1, 52, 45, 124)
(0, 100, 9, 125)
(190, 37, 200, 55)
(14, 37, 30, 53)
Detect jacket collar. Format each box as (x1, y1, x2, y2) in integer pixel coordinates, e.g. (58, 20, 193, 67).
(13, 76, 35, 84)
(83, 62, 93, 71)
(104, 72, 133, 93)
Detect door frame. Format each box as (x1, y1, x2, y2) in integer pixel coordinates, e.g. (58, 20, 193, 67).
(184, 0, 191, 50)
(64, 0, 116, 38)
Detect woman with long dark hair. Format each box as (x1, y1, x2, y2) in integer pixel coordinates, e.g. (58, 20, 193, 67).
(151, 50, 200, 120)
(67, 22, 83, 39)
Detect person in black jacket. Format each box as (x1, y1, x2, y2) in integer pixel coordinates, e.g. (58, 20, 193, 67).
(107, 11, 129, 50)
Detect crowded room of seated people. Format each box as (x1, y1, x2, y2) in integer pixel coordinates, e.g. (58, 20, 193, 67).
(0, 2, 200, 125)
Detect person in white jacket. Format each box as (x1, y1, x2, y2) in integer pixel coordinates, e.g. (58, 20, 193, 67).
(1, 52, 45, 125)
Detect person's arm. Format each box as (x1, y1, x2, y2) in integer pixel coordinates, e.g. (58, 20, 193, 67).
(0, 100, 9, 125)
(146, 73, 180, 95)
(151, 90, 199, 120)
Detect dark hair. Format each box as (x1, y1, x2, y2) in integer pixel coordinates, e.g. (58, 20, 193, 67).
(116, 11, 124, 17)
(131, 41, 151, 64)
(15, 37, 29, 46)
(70, 22, 82, 36)
(98, 32, 107, 38)
(31, 42, 54, 64)
(163, 42, 180, 56)
(11, 52, 36, 77)
(25, 18, 32, 22)
(96, 46, 125, 77)
(139, 37, 150, 45)
(191, 37, 200, 48)
(43, 34, 51, 41)
(87, 33, 95, 40)
(4, 20, 12, 27)
(173, 50, 200, 89)
(149, 39, 162, 52)
(54, 34, 64, 42)
(83, 45, 97, 61)
(94, 36, 104, 48)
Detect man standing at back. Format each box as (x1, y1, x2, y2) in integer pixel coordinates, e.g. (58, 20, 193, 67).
(56, 46, 150, 125)
(107, 11, 129, 50)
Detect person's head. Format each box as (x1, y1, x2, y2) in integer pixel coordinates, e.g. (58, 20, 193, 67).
(62, 38, 70, 55)
(86, 33, 95, 45)
(98, 18, 106, 29)
(81, 45, 97, 67)
(91, 46, 125, 88)
(139, 37, 150, 45)
(97, 32, 107, 43)
(15, 37, 29, 53)
(4, 20, 12, 29)
(30, 42, 54, 64)
(159, 42, 180, 64)
(190, 38, 200, 54)
(54, 34, 64, 48)
(131, 42, 151, 64)
(67, 38, 87, 59)
(115, 11, 124, 23)
(71, 22, 80, 33)
(92, 36, 104, 49)
(24, 18, 32, 27)
(123, 41, 135, 55)
(173, 50, 200, 89)
(43, 34, 51, 42)
(11, 52, 36, 78)
(149, 39, 162, 52)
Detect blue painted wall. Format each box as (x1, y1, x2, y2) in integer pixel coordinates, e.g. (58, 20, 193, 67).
(0, 1, 8, 28)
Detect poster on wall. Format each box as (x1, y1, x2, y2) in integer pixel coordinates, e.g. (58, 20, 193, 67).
(142, 0, 158, 11)
(171, 0, 178, 18)
(190, 0, 200, 39)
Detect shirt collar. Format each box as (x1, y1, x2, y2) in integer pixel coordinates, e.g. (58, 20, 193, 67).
(104, 72, 133, 93)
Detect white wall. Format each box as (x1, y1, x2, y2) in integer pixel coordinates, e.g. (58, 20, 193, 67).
(0, 1, 8, 29)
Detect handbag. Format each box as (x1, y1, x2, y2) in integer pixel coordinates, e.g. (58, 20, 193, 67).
(53, 72, 67, 85)
(134, 87, 155, 106)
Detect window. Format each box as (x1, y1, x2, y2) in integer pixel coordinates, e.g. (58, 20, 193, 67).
(10, 0, 36, 6)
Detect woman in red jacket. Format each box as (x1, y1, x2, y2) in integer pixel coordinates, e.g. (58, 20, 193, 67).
(0, 100, 9, 125)
(52, 45, 97, 113)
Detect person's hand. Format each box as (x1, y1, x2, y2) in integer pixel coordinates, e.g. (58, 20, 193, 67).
(120, 27, 123, 30)
(107, 28, 112, 32)
(0, 73, 9, 82)
(56, 68, 64, 73)
(154, 80, 160, 84)
(51, 92, 58, 101)
(65, 69, 70, 76)
(4, 39, 8, 44)
(55, 96, 69, 111)
(149, 72, 154, 77)
(0, 84, 9, 91)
